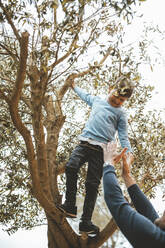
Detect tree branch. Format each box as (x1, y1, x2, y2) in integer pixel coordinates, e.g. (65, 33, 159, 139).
(58, 70, 90, 100)
(88, 218, 117, 247)
(49, 2, 85, 74)
(0, 43, 19, 61)
(11, 32, 29, 105)
(49, 33, 79, 70)
(0, 89, 10, 103)
(0, 1, 21, 42)
(58, 43, 114, 100)
(99, 47, 114, 66)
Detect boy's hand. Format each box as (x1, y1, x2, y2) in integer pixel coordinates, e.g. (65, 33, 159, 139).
(102, 142, 127, 165)
(71, 81, 75, 89)
(67, 73, 77, 89)
(114, 148, 128, 164)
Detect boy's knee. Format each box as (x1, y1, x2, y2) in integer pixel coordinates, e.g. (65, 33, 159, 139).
(65, 153, 82, 171)
(85, 181, 100, 191)
(65, 164, 78, 174)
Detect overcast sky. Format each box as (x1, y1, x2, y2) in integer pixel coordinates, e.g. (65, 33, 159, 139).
(1, 0, 165, 247)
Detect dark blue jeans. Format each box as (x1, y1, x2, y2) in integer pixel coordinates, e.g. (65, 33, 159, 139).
(65, 141, 104, 221)
(103, 165, 165, 248)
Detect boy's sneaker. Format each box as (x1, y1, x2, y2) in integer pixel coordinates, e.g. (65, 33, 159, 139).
(57, 203, 77, 218)
(79, 220, 99, 235)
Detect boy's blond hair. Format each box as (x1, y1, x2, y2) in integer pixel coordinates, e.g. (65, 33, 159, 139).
(113, 76, 134, 98)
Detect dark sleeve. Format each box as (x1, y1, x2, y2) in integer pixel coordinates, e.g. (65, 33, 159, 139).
(128, 184, 159, 222)
(103, 165, 134, 221)
(103, 165, 165, 248)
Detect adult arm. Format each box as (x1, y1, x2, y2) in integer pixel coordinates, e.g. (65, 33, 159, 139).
(122, 153, 159, 222)
(128, 184, 159, 222)
(103, 165, 165, 248)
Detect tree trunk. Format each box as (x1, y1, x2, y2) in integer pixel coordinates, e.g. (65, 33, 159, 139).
(46, 214, 117, 248)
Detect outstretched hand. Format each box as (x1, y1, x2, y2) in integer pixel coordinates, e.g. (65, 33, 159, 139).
(122, 152, 134, 177)
(103, 142, 135, 187)
(154, 210, 165, 230)
(102, 142, 127, 165)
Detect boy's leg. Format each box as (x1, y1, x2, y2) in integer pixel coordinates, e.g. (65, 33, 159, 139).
(79, 145, 104, 233)
(59, 144, 87, 217)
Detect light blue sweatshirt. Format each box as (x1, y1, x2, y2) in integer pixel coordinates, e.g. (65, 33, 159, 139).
(74, 86, 132, 152)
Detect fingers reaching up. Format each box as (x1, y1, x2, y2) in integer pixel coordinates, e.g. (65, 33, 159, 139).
(122, 152, 134, 177)
(102, 142, 127, 165)
(114, 147, 128, 164)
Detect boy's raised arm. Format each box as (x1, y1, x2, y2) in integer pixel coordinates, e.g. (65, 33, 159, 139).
(71, 84, 97, 107)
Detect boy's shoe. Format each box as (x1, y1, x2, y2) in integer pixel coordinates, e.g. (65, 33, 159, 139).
(79, 220, 99, 235)
(57, 203, 77, 218)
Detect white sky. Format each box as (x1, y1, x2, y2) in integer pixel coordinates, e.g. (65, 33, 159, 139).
(128, 1, 165, 115)
(1, 0, 165, 247)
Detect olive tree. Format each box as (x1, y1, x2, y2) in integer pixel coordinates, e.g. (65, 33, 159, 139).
(0, 0, 164, 247)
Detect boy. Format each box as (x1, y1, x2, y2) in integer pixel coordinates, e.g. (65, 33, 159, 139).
(58, 75, 134, 235)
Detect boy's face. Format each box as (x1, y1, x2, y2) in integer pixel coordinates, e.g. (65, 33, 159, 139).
(108, 90, 128, 108)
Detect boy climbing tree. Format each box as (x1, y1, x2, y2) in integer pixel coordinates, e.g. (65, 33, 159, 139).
(58, 75, 134, 235)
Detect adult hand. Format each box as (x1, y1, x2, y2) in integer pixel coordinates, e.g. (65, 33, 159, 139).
(122, 152, 134, 177)
(154, 211, 165, 230)
(122, 152, 135, 188)
(102, 142, 127, 165)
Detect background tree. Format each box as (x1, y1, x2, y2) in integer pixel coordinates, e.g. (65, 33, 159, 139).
(0, 0, 165, 247)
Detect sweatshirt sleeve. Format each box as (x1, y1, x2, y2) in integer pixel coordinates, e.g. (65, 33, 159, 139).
(103, 165, 165, 248)
(103, 165, 131, 220)
(73, 86, 96, 107)
(117, 111, 132, 152)
(128, 184, 159, 222)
